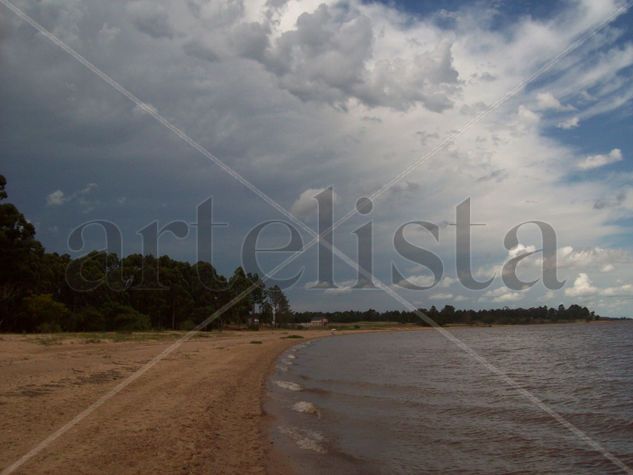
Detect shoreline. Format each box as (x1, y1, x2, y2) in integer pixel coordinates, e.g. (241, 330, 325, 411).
(0, 320, 625, 473)
(0, 329, 332, 473)
(0, 326, 417, 473)
(259, 320, 627, 473)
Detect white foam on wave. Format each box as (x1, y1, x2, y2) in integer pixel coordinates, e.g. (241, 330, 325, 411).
(287, 354, 296, 359)
(279, 425, 326, 453)
(292, 401, 320, 416)
(275, 380, 302, 391)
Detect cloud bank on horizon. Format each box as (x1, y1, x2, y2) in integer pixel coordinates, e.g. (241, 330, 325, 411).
(2, 0, 633, 315)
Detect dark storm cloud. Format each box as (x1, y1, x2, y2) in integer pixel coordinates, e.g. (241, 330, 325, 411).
(2, 0, 632, 315)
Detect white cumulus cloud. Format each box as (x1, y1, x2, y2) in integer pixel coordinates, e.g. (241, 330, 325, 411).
(536, 92, 573, 111)
(290, 188, 338, 220)
(557, 116, 580, 129)
(482, 287, 525, 303)
(46, 190, 66, 206)
(578, 148, 623, 170)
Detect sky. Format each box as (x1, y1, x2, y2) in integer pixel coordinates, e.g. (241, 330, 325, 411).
(2, 0, 633, 315)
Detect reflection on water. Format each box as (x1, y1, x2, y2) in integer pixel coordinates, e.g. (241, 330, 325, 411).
(266, 322, 633, 474)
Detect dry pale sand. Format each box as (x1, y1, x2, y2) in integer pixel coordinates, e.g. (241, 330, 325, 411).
(0, 329, 333, 474)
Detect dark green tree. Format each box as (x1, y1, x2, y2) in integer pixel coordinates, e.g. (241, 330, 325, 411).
(23, 294, 70, 332)
(0, 175, 7, 200)
(0, 176, 44, 329)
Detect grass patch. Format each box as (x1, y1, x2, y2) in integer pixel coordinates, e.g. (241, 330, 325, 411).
(28, 331, 213, 345)
(84, 338, 104, 344)
(282, 334, 304, 339)
(33, 335, 65, 346)
(250, 340, 263, 344)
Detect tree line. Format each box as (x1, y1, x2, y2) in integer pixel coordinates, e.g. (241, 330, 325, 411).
(1, 174, 602, 333)
(295, 304, 600, 326)
(0, 175, 291, 333)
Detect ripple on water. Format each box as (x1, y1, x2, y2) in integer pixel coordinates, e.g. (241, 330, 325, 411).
(275, 380, 302, 391)
(279, 425, 326, 453)
(292, 401, 320, 416)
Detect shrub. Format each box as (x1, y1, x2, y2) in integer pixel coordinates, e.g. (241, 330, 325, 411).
(113, 308, 151, 331)
(36, 322, 62, 333)
(179, 319, 196, 331)
(74, 306, 107, 332)
(99, 303, 151, 331)
(23, 294, 69, 333)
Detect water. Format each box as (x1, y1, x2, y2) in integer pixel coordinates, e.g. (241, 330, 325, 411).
(266, 322, 633, 474)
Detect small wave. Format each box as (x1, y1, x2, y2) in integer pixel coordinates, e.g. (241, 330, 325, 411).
(275, 380, 302, 391)
(287, 354, 296, 359)
(303, 387, 331, 396)
(279, 425, 326, 453)
(292, 401, 320, 416)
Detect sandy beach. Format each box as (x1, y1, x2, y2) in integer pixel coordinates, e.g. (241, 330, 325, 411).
(0, 329, 334, 474)
(0, 322, 603, 473)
